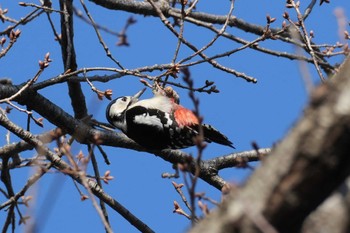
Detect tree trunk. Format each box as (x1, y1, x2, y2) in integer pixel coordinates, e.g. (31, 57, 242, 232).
(190, 57, 350, 233)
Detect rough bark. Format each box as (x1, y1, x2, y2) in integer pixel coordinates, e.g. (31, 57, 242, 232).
(190, 57, 350, 233)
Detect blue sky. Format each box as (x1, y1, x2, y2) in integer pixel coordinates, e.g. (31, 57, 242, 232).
(0, 0, 349, 232)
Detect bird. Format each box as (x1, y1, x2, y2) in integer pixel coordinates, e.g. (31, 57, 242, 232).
(105, 87, 234, 150)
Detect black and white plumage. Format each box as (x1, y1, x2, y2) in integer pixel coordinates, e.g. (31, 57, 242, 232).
(106, 88, 234, 150)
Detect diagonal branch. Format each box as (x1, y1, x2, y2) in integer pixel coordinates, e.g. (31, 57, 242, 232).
(0, 111, 155, 233)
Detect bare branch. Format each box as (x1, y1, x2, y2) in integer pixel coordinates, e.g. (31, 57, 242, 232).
(0, 111, 155, 233)
(60, 0, 88, 119)
(78, 0, 124, 69)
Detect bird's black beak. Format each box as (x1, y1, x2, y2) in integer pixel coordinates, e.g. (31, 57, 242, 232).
(131, 88, 146, 103)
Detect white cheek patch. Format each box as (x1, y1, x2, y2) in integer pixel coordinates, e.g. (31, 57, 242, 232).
(111, 100, 128, 114)
(134, 113, 163, 129)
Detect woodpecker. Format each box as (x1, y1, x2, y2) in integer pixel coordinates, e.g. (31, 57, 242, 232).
(106, 88, 234, 150)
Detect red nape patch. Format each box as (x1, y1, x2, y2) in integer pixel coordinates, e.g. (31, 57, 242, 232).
(174, 106, 199, 127)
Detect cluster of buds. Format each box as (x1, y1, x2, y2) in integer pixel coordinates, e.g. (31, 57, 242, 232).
(172, 181, 184, 190)
(285, 0, 300, 8)
(266, 15, 276, 24)
(0, 7, 8, 23)
(97, 89, 113, 100)
(265, 15, 277, 40)
(39, 52, 52, 69)
(85, 76, 113, 100)
(283, 11, 290, 20)
(197, 200, 209, 215)
(345, 31, 350, 40)
(0, 37, 6, 47)
(172, 201, 189, 219)
(101, 170, 114, 184)
(8, 29, 21, 41)
(322, 46, 334, 56)
(204, 80, 219, 94)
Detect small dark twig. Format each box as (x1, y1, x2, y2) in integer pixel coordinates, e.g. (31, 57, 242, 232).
(73, 7, 119, 36)
(85, 74, 113, 100)
(147, 0, 257, 83)
(0, 8, 43, 36)
(78, 0, 124, 69)
(289, 0, 326, 81)
(0, 29, 21, 58)
(89, 144, 111, 231)
(19, 2, 66, 14)
(182, 68, 206, 224)
(116, 16, 137, 46)
(0, 53, 51, 125)
(96, 145, 111, 165)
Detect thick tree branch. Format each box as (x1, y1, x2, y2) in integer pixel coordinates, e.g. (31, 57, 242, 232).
(302, 183, 350, 233)
(190, 57, 350, 233)
(60, 0, 88, 119)
(89, 0, 265, 35)
(0, 128, 63, 160)
(0, 112, 155, 233)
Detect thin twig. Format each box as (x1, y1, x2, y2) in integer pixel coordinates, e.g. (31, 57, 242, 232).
(0, 29, 21, 59)
(163, 0, 187, 86)
(147, 0, 257, 83)
(0, 70, 42, 104)
(96, 144, 111, 165)
(179, 0, 235, 64)
(32, 66, 156, 90)
(182, 69, 206, 224)
(19, 2, 67, 14)
(303, 0, 317, 20)
(79, 0, 124, 69)
(180, 34, 265, 68)
(171, 1, 186, 64)
(46, 12, 62, 44)
(183, 15, 334, 72)
(291, 0, 326, 81)
(185, 0, 199, 16)
(73, 7, 119, 36)
(0, 8, 43, 36)
(172, 181, 193, 213)
(88, 144, 111, 231)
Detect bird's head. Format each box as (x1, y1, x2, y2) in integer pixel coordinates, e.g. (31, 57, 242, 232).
(106, 88, 146, 131)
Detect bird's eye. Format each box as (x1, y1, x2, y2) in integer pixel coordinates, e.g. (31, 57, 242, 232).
(121, 97, 127, 102)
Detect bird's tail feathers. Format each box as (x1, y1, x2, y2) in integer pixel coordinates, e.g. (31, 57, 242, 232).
(202, 124, 235, 148)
